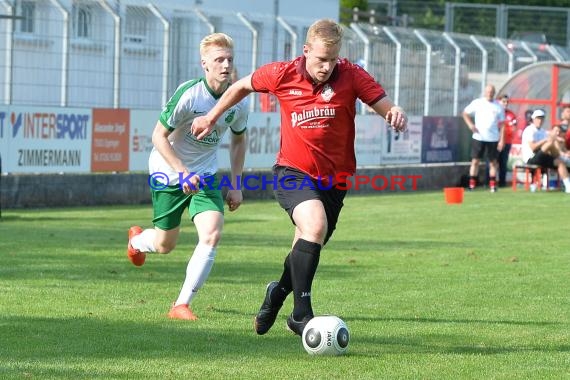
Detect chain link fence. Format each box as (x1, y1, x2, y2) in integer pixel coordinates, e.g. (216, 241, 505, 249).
(0, 0, 568, 116)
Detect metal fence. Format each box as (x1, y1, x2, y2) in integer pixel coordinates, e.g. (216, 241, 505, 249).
(0, 0, 569, 116)
(444, 2, 570, 47)
(343, 22, 569, 117)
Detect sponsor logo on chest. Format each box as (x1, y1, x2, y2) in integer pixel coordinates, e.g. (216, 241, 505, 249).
(185, 129, 221, 145)
(321, 83, 334, 102)
(290, 106, 336, 128)
(289, 83, 337, 128)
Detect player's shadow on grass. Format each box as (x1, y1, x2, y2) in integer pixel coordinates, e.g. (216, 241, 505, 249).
(344, 315, 561, 327)
(1, 314, 307, 377)
(352, 333, 570, 356)
(329, 238, 473, 252)
(216, 232, 292, 247)
(0, 214, 94, 222)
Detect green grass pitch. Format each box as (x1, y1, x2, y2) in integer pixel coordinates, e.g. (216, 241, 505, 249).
(0, 189, 569, 379)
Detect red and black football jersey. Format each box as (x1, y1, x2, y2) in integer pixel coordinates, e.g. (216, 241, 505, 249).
(252, 56, 386, 183)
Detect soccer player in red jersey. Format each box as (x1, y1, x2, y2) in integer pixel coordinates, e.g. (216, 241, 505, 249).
(192, 19, 408, 336)
(498, 94, 517, 187)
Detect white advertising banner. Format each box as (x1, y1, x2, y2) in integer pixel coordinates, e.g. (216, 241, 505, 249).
(0, 106, 91, 173)
(355, 115, 384, 167)
(217, 112, 281, 171)
(129, 110, 159, 172)
(129, 110, 281, 174)
(379, 115, 423, 165)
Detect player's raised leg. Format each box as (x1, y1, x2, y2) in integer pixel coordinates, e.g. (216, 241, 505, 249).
(128, 225, 180, 266)
(127, 226, 145, 266)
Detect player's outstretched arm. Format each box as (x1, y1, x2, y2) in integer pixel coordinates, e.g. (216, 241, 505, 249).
(192, 75, 255, 140)
(370, 97, 408, 132)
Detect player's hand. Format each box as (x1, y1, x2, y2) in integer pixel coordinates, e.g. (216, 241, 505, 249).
(226, 189, 243, 212)
(385, 106, 408, 133)
(497, 140, 504, 152)
(181, 172, 202, 195)
(191, 116, 215, 140)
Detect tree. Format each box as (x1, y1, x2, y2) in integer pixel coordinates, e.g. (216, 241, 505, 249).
(340, 0, 368, 25)
(344, 0, 570, 45)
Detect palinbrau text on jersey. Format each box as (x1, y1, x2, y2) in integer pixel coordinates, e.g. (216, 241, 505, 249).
(290, 107, 336, 127)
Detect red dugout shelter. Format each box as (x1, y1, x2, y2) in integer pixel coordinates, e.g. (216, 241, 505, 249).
(498, 62, 570, 145)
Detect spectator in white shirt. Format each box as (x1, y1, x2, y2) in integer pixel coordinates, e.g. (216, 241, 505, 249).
(521, 109, 570, 193)
(462, 84, 505, 192)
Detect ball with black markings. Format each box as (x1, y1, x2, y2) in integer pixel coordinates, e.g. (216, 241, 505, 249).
(302, 315, 349, 355)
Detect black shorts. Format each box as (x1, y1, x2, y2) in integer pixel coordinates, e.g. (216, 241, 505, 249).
(273, 165, 346, 245)
(471, 139, 499, 161)
(527, 150, 556, 169)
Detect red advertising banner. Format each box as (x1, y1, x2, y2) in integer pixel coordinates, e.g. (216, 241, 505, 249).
(91, 109, 130, 172)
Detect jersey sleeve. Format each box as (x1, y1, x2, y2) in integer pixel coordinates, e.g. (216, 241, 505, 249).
(159, 83, 193, 131)
(251, 62, 286, 93)
(352, 65, 386, 106)
(463, 100, 476, 115)
(230, 100, 249, 135)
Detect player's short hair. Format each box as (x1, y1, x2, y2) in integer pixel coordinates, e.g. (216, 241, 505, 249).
(200, 33, 234, 57)
(305, 19, 343, 48)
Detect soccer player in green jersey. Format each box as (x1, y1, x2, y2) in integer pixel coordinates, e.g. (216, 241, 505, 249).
(127, 33, 248, 320)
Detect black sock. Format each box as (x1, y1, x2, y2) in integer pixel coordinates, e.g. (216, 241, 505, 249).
(272, 253, 292, 305)
(290, 239, 321, 321)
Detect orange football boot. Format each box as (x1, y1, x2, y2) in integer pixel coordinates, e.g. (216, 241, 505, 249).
(127, 226, 145, 266)
(168, 304, 198, 321)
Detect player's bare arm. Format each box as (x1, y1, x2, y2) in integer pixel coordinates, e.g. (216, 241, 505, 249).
(462, 112, 479, 133)
(151, 122, 200, 194)
(370, 97, 408, 132)
(498, 120, 505, 152)
(226, 131, 247, 211)
(192, 75, 255, 140)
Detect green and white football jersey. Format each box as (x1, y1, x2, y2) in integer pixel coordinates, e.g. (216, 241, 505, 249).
(149, 78, 248, 185)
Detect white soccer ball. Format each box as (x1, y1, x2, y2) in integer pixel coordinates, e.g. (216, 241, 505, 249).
(302, 315, 350, 355)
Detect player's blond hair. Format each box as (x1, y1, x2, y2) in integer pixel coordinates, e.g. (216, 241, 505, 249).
(199, 33, 234, 57)
(305, 19, 343, 48)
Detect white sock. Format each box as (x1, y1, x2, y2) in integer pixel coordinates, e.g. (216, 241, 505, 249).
(174, 243, 217, 306)
(563, 178, 570, 192)
(131, 229, 157, 253)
